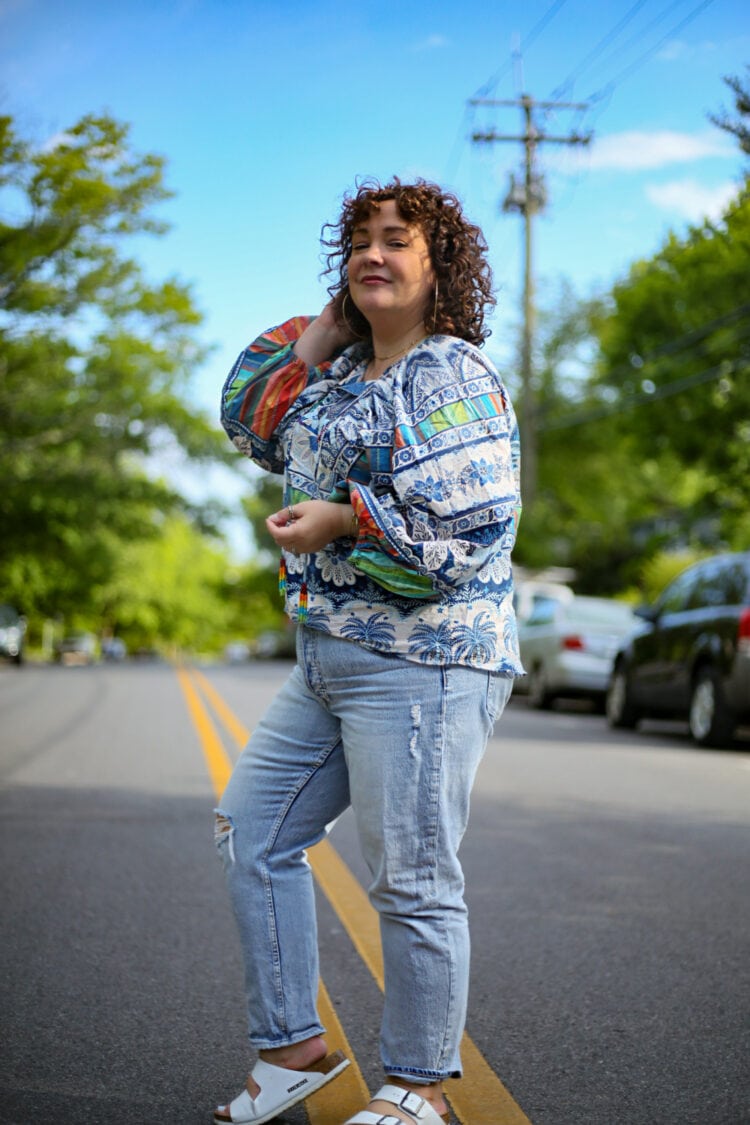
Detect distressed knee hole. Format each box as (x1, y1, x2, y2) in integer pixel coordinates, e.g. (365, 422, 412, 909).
(214, 809, 236, 863)
(409, 703, 421, 758)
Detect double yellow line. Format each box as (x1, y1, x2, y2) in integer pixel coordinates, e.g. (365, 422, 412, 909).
(176, 666, 532, 1125)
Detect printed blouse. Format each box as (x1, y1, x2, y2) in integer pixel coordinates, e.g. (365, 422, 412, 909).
(221, 316, 523, 674)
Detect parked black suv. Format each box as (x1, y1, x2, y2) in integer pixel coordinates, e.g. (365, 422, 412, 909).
(606, 552, 750, 747)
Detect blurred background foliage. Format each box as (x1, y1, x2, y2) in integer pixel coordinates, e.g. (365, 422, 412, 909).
(1, 73, 748, 656)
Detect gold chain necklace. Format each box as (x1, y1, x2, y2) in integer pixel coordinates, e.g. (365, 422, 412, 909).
(373, 334, 425, 362)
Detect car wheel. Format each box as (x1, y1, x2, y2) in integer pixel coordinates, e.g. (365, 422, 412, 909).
(689, 665, 735, 748)
(606, 664, 638, 729)
(528, 664, 553, 710)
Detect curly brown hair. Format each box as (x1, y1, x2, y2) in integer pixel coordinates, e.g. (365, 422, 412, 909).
(322, 178, 495, 347)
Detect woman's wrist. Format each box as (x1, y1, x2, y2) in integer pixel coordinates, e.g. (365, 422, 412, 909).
(344, 504, 359, 539)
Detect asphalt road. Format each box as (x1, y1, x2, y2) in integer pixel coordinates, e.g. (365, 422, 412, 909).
(1, 659, 748, 1125)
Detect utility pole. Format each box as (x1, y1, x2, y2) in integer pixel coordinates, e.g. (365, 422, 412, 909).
(471, 95, 591, 507)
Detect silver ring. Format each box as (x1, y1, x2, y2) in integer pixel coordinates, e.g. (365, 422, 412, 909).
(286, 504, 296, 523)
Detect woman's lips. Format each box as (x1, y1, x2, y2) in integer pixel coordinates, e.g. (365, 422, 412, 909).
(360, 275, 389, 284)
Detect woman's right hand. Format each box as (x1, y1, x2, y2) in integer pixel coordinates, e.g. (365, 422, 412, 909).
(266, 499, 356, 554)
(293, 301, 358, 367)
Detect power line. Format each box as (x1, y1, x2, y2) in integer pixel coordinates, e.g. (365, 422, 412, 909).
(539, 357, 743, 432)
(473, 0, 570, 99)
(584, 303, 750, 391)
(549, 0, 651, 101)
(586, 0, 718, 104)
(574, 0, 690, 99)
(535, 304, 750, 433)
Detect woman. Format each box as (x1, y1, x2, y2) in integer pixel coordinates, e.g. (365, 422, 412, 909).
(215, 178, 522, 1125)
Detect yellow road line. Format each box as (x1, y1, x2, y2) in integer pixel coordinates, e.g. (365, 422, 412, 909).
(306, 987, 371, 1125)
(176, 667, 368, 1123)
(310, 839, 532, 1125)
(191, 668, 251, 752)
(184, 667, 533, 1125)
(176, 667, 233, 795)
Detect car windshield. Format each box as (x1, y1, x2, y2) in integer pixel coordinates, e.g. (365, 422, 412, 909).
(0, 605, 19, 626)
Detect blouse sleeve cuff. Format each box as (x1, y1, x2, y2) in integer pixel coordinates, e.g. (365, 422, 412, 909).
(348, 486, 437, 599)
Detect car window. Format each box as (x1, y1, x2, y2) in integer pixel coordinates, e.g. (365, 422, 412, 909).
(657, 570, 699, 614)
(687, 562, 724, 608)
(524, 600, 557, 626)
(680, 558, 749, 609)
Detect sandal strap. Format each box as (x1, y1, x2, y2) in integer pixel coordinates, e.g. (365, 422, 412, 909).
(372, 1084, 447, 1124)
(217, 1051, 349, 1124)
(345, 1115, 404, 1125)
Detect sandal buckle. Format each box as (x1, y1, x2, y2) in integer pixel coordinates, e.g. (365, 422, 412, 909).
(398, 1090, 426, 1115)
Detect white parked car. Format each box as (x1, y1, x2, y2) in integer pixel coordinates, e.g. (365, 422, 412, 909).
(513, 580, 573, 625)
(516, 596, 637, 710)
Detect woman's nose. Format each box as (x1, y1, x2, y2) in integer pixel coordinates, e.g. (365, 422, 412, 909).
(363, 242, 385, 264)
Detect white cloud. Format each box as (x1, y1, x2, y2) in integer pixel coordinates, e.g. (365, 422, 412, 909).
(645, 178, 737, 222)
(656, 38, 718, 62)
(583, 130, 732, 171)
(40, 130, 74, 152)
(412, 33, 449, 51)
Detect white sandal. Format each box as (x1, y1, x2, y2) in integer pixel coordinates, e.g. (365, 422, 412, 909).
(344, 1082, 450, 1125)
(214, 1049, 350, 1124)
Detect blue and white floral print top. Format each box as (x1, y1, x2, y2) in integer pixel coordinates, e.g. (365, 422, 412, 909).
(222, 316, 523, 674)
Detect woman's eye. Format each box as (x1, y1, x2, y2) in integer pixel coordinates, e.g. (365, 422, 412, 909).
(352, 242, 368, 251)
(389, 240, 407, 248)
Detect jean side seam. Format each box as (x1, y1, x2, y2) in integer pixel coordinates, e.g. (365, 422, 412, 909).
(259, 852, 288, 1034)
(434, 668, 457, 1070)
(422, 664, 448, 908)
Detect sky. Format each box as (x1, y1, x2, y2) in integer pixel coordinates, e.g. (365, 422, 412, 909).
(1, 0, 749, 556)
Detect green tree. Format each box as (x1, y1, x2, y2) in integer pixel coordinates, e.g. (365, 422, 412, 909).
(97, 516, 233, 652)
(589, 186, 750, 550)
(513, 180, 750, 592)
(241, 472, 284, 560)
(710, 65, 750, 156)
(0, 113, 232, 623)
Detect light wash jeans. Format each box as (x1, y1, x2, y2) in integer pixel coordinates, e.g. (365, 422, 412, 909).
(215, 626, 512, 1082)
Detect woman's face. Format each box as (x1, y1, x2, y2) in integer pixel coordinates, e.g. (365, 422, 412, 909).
(346, 199, 435, 328)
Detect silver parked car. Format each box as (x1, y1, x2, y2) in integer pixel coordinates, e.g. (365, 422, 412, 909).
(516, 595, 637, 710)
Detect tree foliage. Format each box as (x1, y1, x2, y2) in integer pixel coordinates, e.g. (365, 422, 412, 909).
(95, 516, 234, 652)
(0, 113, 233, 627)
(592, 187, 750, 543)
(710, 65, 750, 156)
(516, 178, 750, 592)
(241, 473, 284, 561)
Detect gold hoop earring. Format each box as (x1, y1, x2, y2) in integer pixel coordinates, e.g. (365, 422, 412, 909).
(432, 280, 439, 333)
(342, 292, 366, 338)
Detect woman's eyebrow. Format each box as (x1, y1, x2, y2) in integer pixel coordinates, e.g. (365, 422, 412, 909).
(352, 224, 411, 237)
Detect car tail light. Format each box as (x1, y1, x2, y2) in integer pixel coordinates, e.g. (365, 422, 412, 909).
(562, 635, 585, 650)
(739, 607, 750, 653)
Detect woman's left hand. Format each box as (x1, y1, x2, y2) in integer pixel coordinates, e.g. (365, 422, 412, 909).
(266, 500, 356, 555)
